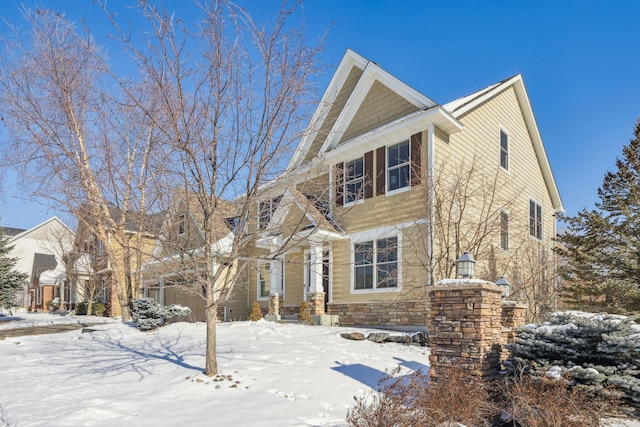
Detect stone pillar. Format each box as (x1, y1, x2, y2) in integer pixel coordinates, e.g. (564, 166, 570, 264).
(428, 280, 503, 382)
(308, 292, 325, 315)
(269, 293, 283, 316)
(501, 301, 528, 346)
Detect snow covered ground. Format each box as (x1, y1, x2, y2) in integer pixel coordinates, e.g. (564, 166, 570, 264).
(0, 313, 429, 426)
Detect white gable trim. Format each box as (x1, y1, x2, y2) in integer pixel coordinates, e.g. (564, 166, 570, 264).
(8, 216, 75, 243)
(318, 61, 437, 155)
(287, 50, 368, 171)
(446, 75, 563, 214)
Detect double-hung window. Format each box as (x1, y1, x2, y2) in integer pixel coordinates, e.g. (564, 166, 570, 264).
(500, 128, 509, 171)
(500, 210, 509, 250)
(344, 157, 364, 204)
(258, 195, 282, 230)
(354, 236, 398, 291)
(387, 140, 411, 192)
(258, 262, 270, 299)
(529, 199, 543, 240)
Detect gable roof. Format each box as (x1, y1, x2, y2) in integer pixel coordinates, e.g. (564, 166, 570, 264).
(286, 49, 562, 215)
(256, 188, 343, 250)
(443, 74, 564, 214)
(7, 217, 75, 244)
(288, 49, 450, 171)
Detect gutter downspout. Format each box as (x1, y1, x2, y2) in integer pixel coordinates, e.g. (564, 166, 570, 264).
(427, 124, 436, 286)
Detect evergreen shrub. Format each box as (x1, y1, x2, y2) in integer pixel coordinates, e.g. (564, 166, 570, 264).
(131, 297, 191, 331)
(506, 311, 640, 414)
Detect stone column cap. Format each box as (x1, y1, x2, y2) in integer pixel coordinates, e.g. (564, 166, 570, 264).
(431, 279, 500, 293)
(501, 301, 528, 308)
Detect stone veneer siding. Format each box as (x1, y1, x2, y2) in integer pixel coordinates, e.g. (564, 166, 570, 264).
(328, 300, 428, 326)
(427, 282, 528, 382)
(428, 282, 503, 380)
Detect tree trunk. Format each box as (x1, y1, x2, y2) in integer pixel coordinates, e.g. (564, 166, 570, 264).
(205, 302, 218, 376)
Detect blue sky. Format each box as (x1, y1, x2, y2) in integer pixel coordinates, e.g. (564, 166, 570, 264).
(1, 0, 639, 230)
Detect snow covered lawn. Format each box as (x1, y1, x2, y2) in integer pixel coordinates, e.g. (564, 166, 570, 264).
(0, 314, 429, 426)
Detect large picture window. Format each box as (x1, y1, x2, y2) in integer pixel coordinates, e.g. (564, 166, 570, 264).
(344, 157, 364, 204)
(529, 199, 543, 240)
(354, 236, 398, 291)
(387, 140, 410, 192)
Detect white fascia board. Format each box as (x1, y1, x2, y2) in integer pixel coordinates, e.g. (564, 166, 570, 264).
(8, 216, 75, 244)
(449, 76, 521, 118)
(512, 79, 564, 214)
(448, 75, 564, 214)
(320, 62, 437, 155)
(325, 108, 462, 164)
(287, 50, 369, 171)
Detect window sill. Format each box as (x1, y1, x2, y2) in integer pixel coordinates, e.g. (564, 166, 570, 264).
(343, 198, 365, 208)
(385, 186, 411, 197)
(350, 286, 401, 294)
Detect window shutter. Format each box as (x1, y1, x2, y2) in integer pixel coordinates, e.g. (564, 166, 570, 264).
(411, 132, 422, 185)
(335, 162, 344, 206)
(376, 146, 386, 196)
(364, 151, 374, 199)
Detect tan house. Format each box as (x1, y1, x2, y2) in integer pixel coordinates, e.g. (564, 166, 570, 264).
(72, 207, 162, 316)
(144, 49, 563, 326)
(140, 193, 248, 322)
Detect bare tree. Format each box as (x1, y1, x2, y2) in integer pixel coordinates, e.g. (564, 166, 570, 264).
(96, 0, 323, 375)
(401, 153, 561, 320)
(0, 8, 163, 321)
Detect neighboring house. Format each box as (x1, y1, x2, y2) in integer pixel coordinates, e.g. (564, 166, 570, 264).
(141, 192, 247, 322)
(72, 206, 162, 317)
(143, 49, 563, 327)
(2, 217, 75, 310)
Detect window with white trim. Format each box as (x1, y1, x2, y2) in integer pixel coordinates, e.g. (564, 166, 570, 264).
(344, 157, 364, 204)
(257, 260, 284, 299)
(500, 210, 509, 250)
(178, 213, 186, 235)
(387, 140, 410, 192)
(354, 236, 398, 290)
(258, 195, 282, 230)
(529, 199, 543, 240)
(500, 128, 509, 171)
(258, 262, 270, 299)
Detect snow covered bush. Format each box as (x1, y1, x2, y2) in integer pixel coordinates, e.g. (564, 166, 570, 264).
(505, 310, 640, 414)
(131, 298, 192, 331)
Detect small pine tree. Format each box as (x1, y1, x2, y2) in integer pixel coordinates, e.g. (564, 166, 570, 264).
(248, 301, 263, 321)
(298, 301, 313, 325)
(0, 228, 28, 311)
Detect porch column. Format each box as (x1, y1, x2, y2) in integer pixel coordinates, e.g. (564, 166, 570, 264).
(159, 276, 165, 306)
(268, 258, 283, 315)
(308, 243, 325, 315)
